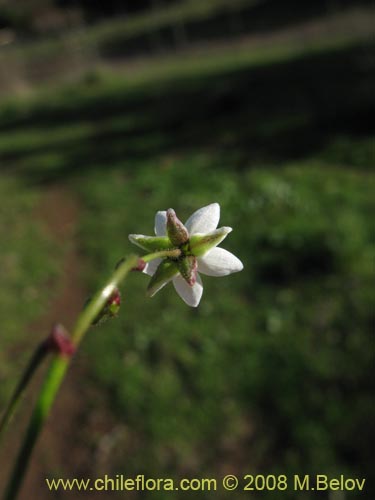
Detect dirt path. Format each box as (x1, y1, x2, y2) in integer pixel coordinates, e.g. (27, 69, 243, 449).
(0, 186, 112, 499)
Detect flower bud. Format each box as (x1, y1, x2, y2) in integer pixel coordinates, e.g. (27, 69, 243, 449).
(166, 208, 189, 246)
(91, 288, 121, 326)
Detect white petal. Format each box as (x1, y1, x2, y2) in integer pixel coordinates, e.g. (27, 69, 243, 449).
(173, 273, 203, 307)
(185, 203, 220, 234)
(154, 211, 167, 236)
(198, 247, 244, 277)
(143, 258, 161, 276)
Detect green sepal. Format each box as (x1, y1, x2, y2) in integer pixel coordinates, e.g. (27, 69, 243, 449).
(177, 255, 197, 286)
(147, 260, 179, 297)
(129, 234, 172, 252)
(189, 227, 232, 257)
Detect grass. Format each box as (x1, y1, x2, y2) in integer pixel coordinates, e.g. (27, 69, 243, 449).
(0, 177, 58, 406)
(0, 39, 373, 180)
(2, 0, 254, 58)
(3, 0, 335, 61)
(81, 0, 255, 46)
(0, 27, 374, 499)
(0, 1, 373, 98)
(75, 160, 374, 499)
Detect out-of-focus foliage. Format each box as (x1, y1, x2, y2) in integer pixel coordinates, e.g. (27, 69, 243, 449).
(0, 11, 373, 498)
(1, 0, 373, 97)
(0, 177, 58, 405)
(77, 159, 374, 499)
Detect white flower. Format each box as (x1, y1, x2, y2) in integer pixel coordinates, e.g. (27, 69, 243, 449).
(129, 203, 243, 307)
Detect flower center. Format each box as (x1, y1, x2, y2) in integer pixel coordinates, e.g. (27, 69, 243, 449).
(167, 240, 193, 263)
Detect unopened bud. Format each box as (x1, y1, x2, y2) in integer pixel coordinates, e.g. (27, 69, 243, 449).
(108, 288, 121, 315)
(91, 288, 121, 326)
(166, 209, 189, 246)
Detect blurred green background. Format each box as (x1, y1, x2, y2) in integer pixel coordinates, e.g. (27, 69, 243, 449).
(0, 0, 374, 499)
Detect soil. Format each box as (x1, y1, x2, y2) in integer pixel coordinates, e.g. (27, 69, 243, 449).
(0, 186, 115, 499)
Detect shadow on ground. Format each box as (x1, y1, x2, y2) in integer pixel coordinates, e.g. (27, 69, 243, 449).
(0, 41, 374, 183)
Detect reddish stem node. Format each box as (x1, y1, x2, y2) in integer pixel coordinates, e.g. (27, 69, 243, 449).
(45, 324, 76, 357)
(132, 258, 146, 272)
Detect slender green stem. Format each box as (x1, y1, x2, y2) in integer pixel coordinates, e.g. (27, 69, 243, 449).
(142, 248, 181, 263)
(0, 343, 48, 445)
(3, 357, 68, 500)
(1, 249, 174, 452)
(3, 253, 141, 500)
(71, 254, 138, 345)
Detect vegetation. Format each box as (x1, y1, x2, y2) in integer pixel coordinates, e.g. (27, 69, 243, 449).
(0, 178, 58, 406)
(77, 161, 374, 499)
(0, 12, 374, 499)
